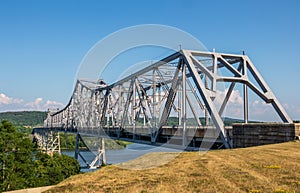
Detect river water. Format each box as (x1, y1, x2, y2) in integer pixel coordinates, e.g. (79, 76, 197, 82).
(62, 143, 180, 171)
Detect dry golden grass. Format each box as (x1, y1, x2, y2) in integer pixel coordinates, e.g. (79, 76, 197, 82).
(45, 141, 300, 193)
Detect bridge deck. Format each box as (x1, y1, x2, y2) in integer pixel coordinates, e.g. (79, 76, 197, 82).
(33, 126, 233, 149)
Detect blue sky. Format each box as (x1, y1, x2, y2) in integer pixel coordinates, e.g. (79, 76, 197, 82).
(0, 0, 300, 121)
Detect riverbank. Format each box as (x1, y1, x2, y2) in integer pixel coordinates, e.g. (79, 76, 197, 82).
(44, 141, 300, 192)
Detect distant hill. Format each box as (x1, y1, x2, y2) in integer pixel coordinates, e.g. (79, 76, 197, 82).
(0, 111, 246, 129)
(0, 111, 47, 129)
(167, 116, 245, 126)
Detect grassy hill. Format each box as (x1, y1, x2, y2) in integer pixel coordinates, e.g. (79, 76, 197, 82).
(45, 141, 300, 193)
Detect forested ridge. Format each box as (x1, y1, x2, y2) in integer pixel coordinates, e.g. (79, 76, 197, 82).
(0, 111, 46, 135)
(0, 111, 47, 127)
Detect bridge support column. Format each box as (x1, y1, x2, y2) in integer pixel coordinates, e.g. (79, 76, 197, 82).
(33, 128, 61, 156)
(75, 133, 106, 169)
(101, 138, 106, 165)
(74, 133, 79, 160)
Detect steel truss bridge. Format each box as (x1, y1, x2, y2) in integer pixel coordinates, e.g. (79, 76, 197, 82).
(33, 49, 292, 168)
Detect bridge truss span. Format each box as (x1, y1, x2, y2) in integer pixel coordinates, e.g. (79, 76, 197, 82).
(42, 49, 292, 151)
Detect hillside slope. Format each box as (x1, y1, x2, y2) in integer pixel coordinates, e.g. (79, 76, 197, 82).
(45, 141, 300, 193)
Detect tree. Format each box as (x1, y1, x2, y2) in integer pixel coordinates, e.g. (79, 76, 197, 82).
(0, 120, 81, 192)
(0, 120, 35, 192)
(33, 153, 80, 186)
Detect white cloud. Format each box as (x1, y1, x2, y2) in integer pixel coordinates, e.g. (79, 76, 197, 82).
(0, 93, 64, 112)
(0, 93, 23, 105)
(250, 100, 272, 115)
(215, 89, 243, 105)
(25, 97, 43, 108)
(44, 100, 64, 109)
(228, 90, 243, 104)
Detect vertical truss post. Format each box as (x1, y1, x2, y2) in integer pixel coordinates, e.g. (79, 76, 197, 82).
(242, 58, 248, 123)
(118, 86, 122, 127)
(212, 53, 218, 91)
(178, 87, 182, 126)
(182, 64, 187, 147)
(157, 83, 161, 115)
(244, 84, 248, 123)
(132, 78, 136, 140)
(205, 74, 210, 126)
(152, 69, 157, 128)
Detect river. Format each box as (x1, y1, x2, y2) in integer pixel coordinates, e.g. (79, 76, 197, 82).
(62, 143, 180, 171)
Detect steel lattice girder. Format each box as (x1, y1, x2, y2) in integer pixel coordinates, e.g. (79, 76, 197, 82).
(43, 49, 292, 149)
